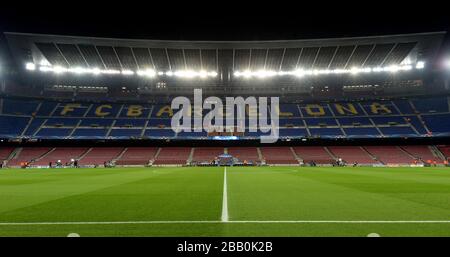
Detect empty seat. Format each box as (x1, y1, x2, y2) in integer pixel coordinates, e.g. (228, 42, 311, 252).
(364, 146, 414, 165)
(328, 146, 378, 164)
(78, 147, 124, 166)
(293, 147, 334, 164)
(260, 147, 297, 164)
(228, 147, 260, 162)
(153, 147, 190, 165)
(115, 147, 158, 165)
(7, 147, 51, 167)
(33, 147, 89, 166)
(192, 147, 224, 162)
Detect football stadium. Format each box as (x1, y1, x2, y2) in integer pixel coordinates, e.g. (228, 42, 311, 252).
(1, 29, 450, 238)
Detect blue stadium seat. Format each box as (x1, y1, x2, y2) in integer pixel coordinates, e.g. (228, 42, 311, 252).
(360, 101, 399, 115)
(299, 104, 333, 117)
(72, 129, 108, 137)
(412, 98, 448, 113)
(422, 114, 450, 135)
(114, 119, 146, 127)
(23, 118, 46, 136)
(35, 128, 72, 138)
(371, 116, 407, 125)
(151, 105, 174, 118)
(309, 128, 343, 137)
(277, 104, 301, 117)
(393, 100, 415, 114)
(279, 119, 304, 127)
(2, 99, 39, 115)
(53, 103, 91, 117)
(109, 129, 143, 137)
(279, 128, 308, 137)
(177, 131, 207, 138)
(118, 105, 152, 118)
(35, 102, 58, 116)
(344, 127, 380, 137)
(304, 118, 338, 126)
(404, 116, 427, 134)
(144, 129, 175, 138)
(148, 119, 172, 127)
(0, 96, 449, 140)
(85, 104, 121, 117)
(330, 102, 365, 116)
(45, 118, 79, 126)
(379, 126, 417, 136)
(338, 117, 372, 126)
(79, 118, 114, 127)
(0, 116, 29, 137)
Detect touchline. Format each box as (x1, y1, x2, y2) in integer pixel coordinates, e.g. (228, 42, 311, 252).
(170, 89, 280, 143)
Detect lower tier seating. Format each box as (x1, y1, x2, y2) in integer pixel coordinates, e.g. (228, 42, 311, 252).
(260, 147, 298, 164)
(1, 145, 448, 166)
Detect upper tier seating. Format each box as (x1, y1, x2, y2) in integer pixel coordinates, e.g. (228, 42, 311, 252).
(0, 96, 448, 140)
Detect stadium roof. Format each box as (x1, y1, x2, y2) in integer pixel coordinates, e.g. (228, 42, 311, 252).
(5, 31, 446, 73)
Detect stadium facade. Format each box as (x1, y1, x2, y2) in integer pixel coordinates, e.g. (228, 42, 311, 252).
(1, 31, 450, 167)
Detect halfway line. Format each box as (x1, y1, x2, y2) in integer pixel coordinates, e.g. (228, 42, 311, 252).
(221, 167, 229, 222)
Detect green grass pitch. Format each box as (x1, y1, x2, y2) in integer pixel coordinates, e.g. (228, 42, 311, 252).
(0, 166, 449, 236)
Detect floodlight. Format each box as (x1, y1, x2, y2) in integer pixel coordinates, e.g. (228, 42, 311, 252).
(39, 66, 53, 72)
(91, 68, 101, 75)
(101, 69, 120, 74)
(53, 66, 67, 74)
(416, 61, 425, 69)
(121, 70, 134, 75)
(25, 63, 36, 71)
(71, 67, 87, 74)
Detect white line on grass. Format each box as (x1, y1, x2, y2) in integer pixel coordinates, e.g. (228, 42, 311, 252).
(221, 167, 229, 222)
(1, 220, 450, 226)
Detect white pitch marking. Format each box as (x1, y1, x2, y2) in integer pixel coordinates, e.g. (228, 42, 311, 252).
(67, 233, 80, 237)
(367, 233, 380, 237)
(221, 167, 229, 222)
(1, 220, 450, 226)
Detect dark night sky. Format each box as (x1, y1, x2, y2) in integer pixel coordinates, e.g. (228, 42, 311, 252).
(0, 5, 449, 41)
(0, 4, 448, 70)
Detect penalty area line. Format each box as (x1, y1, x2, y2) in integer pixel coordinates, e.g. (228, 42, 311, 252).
(1, 220, 450, 226)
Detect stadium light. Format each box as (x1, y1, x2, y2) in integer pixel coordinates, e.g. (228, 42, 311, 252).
(39, 59, 51, 66)
(416, 61, 425, 69)
(137, 69, 156, 77)
(25, 62, 36, 71)
(24, 62, 218, 79)
(444, 59, 450, 69)
(121, 70, 135, 75)
(71, 67, 88, 74)
(232, 62, 423, 79)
